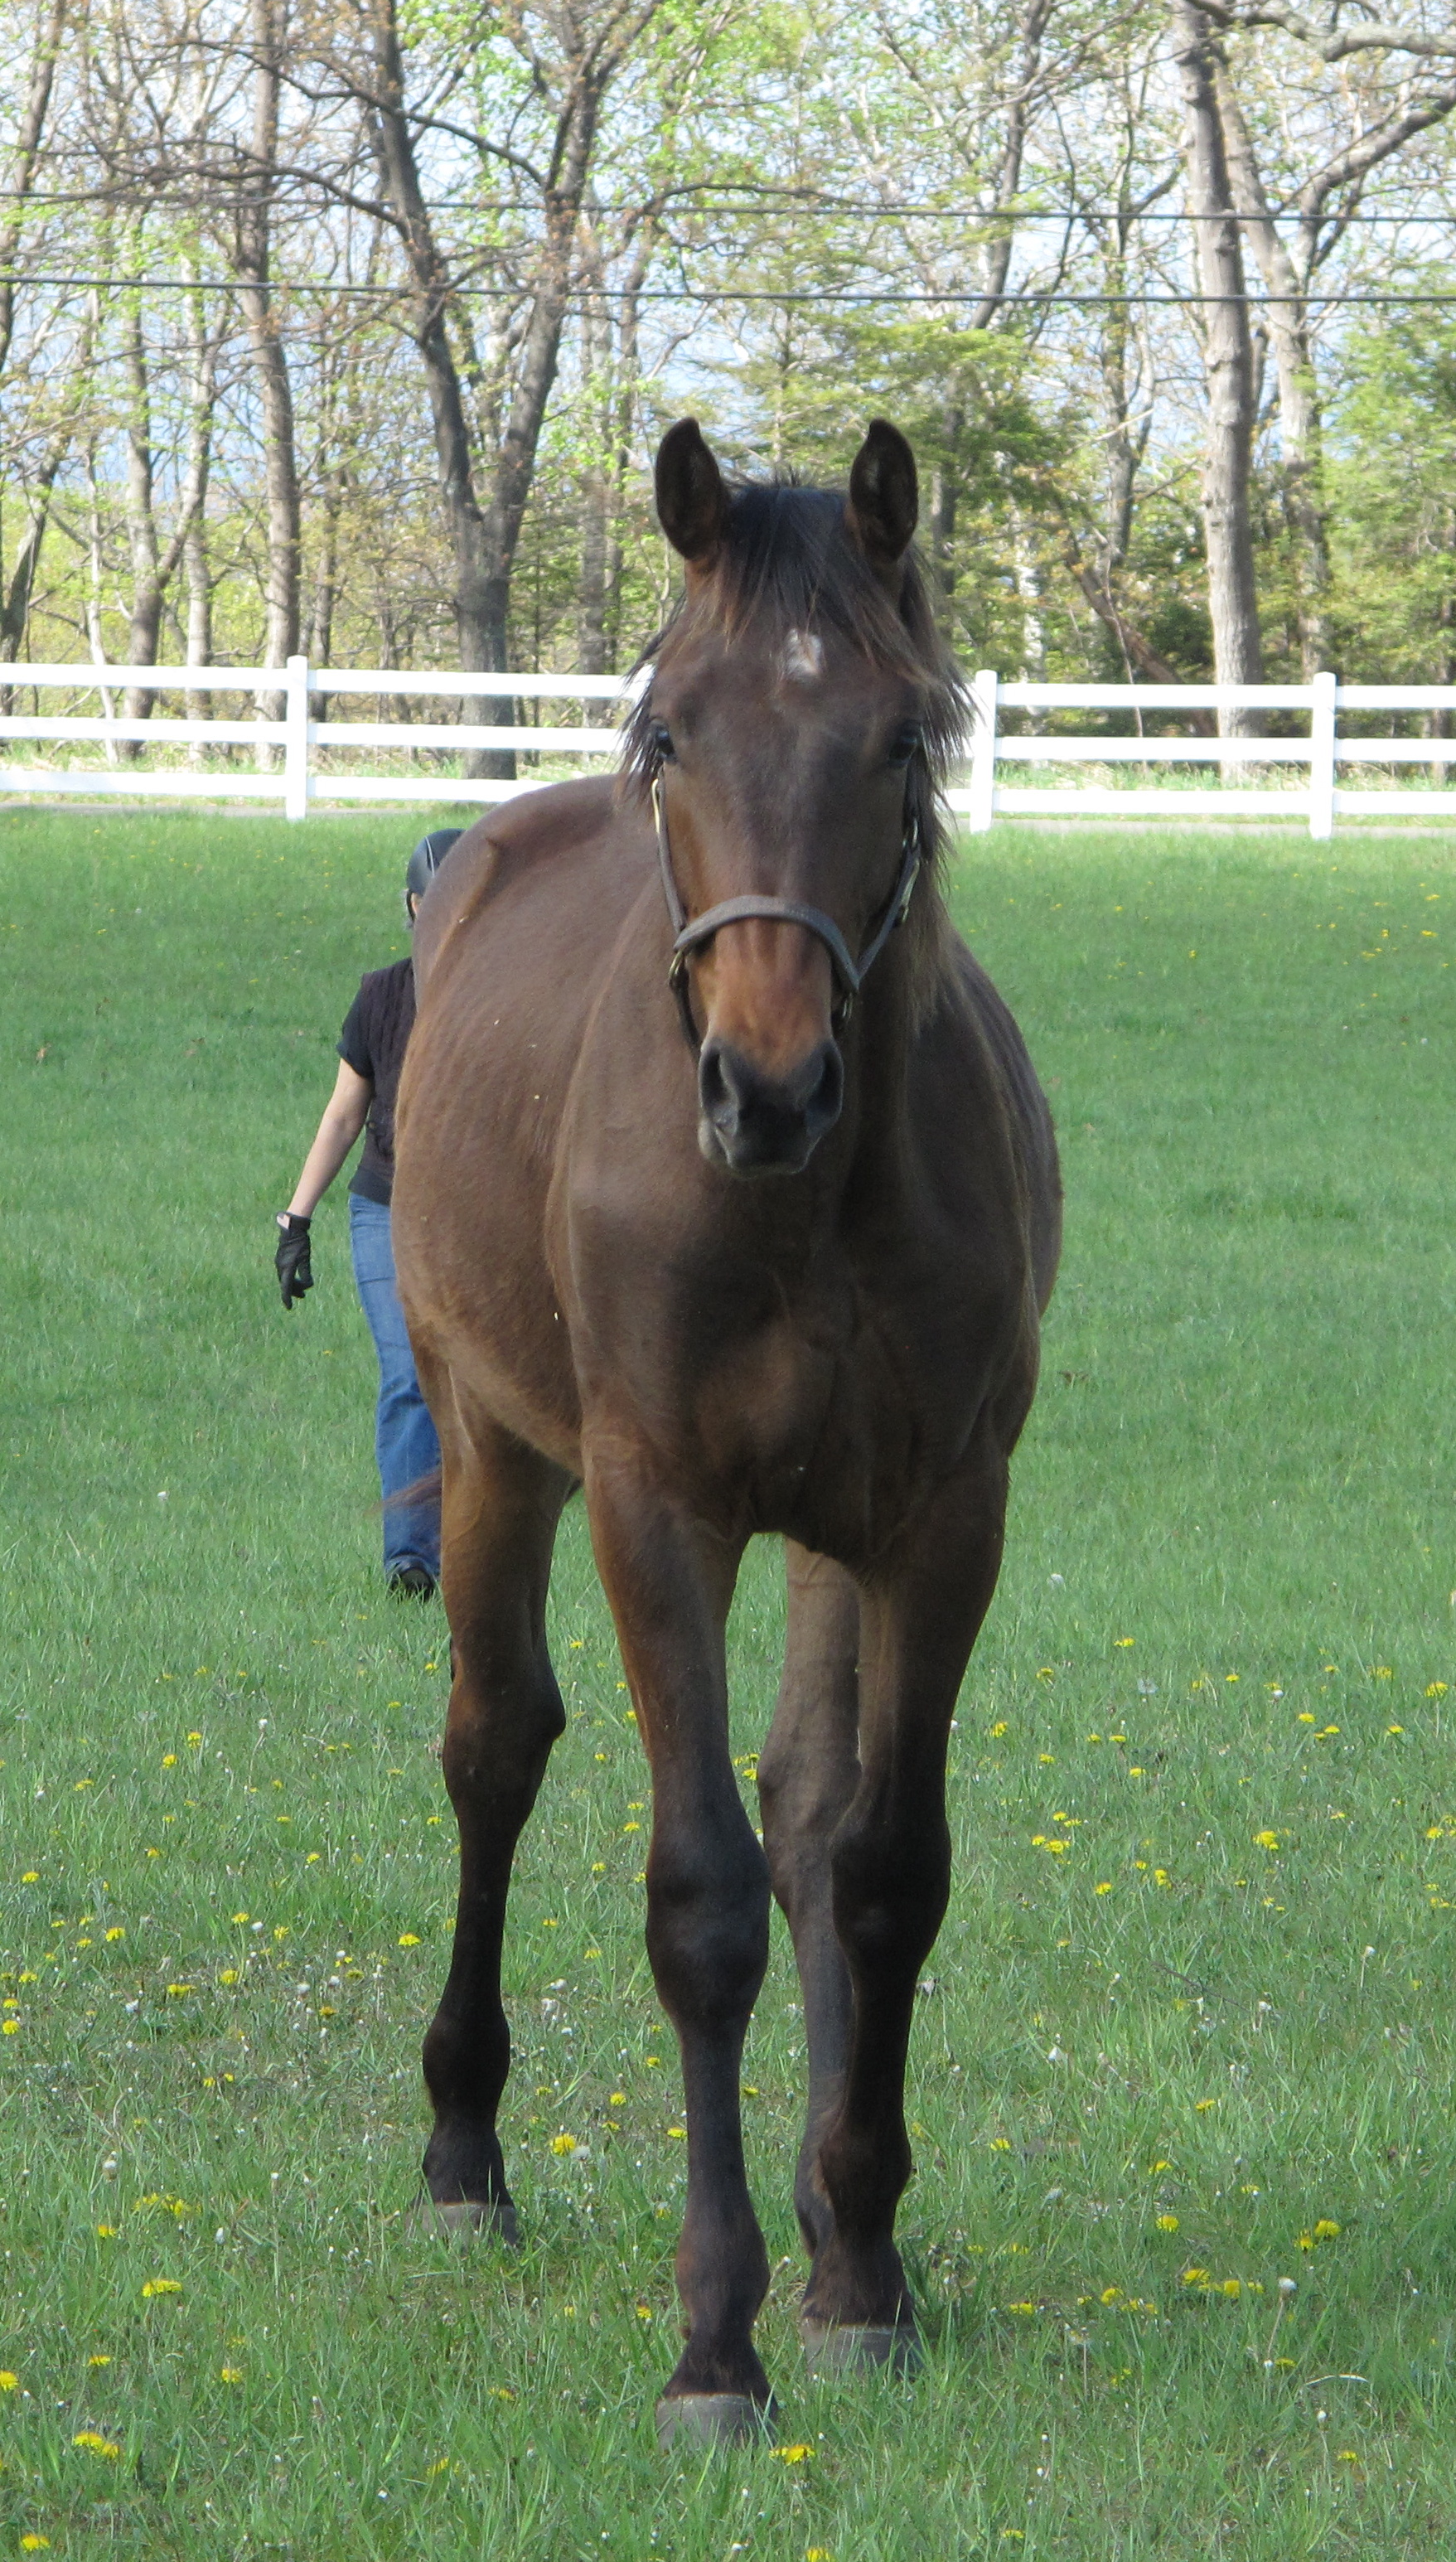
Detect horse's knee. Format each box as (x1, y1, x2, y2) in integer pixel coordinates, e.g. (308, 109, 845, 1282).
(646, 1824, 771, 2024)
(757, 1757, 855, 1916)
(830, 1814, 951, 1981)
(440, 1659, 564, 1809)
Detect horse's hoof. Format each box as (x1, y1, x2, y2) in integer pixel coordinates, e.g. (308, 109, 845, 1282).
(409, 2191, 520, 2247)
(655, 2393, 774, 2450)
(799, 2317, 922, 2377)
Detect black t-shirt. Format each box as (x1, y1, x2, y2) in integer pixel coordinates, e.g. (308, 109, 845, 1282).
(337, 957, 415, 1206)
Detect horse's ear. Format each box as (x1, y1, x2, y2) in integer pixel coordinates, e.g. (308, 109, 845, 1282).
(847, 419, 918, 575)
(655, 418, 729, 564)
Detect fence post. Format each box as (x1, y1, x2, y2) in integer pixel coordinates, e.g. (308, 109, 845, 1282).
(968, 668, 999, 831)
(284, 653, 310, 821)
(1308, 669, 1336, 841)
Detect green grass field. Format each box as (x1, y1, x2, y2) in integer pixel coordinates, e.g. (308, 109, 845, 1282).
(2, 804, 1455, 2559)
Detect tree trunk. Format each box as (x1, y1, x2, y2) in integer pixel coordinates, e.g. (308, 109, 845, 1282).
(0, 285, 95, 695)
(577, 276, 611, 681)
(231, 0, 301, 739)
(0, 425, 69, 671)
(366, 0, 512, 771)
(123, 287, 163, 736)
(1211, 53, 1329, 676)
(1170, 0, 1265, 730)
(0, 0, 69, 382)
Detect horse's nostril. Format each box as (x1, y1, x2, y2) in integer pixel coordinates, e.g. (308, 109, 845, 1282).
(697, 1037, 738, 1131)
(803, 1041, 844, 1137)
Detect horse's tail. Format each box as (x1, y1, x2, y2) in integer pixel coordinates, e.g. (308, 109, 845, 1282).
(382, 1470, 443, 1518)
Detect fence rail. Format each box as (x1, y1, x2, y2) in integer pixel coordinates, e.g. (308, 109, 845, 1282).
(2, 657, 1455, 837)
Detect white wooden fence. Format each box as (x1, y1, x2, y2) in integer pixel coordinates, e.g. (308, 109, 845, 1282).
(2, 656, 1454, 840)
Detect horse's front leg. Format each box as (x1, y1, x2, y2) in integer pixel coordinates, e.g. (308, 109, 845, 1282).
(802, 1442, 1009, 2369)
(585, 1451, 772, 2444)
(755, 1543, 860, 2258)
(419, 1413, 572, 2236)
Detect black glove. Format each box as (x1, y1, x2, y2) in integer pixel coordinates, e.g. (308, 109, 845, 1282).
(275, 1212, 314, 1307)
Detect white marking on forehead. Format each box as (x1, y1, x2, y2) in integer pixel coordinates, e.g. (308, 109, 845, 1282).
(781, 627, 825, 684)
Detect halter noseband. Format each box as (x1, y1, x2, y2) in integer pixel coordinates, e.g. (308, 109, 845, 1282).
(651, 772, 921, 1054)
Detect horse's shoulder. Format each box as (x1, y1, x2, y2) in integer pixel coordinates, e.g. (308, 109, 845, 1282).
(413, 777, 633, 994)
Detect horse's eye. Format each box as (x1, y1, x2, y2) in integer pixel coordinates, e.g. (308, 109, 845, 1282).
(651, 721, 676, 764)
(887, 722, 921, 769)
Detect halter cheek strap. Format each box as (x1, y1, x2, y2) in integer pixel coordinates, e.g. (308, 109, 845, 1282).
(651, 774, 921, 1055)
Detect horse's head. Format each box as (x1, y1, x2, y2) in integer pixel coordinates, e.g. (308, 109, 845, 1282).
(629, 418, 961, 1178)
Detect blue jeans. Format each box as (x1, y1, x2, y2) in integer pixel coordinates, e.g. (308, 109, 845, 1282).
(348, 1194, 441, 1578)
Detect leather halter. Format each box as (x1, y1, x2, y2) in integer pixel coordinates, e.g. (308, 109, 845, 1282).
(651, 772, 921, 1054)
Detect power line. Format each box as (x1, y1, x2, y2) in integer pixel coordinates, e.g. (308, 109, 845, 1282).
(6, 271, 1456, 308)
(0, 186, 1453, 225)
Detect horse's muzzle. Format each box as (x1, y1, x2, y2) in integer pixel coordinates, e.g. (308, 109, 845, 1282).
(696, 1034, 844, 1174)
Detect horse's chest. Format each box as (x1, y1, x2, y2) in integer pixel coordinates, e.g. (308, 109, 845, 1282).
(686, 1269, 988, 1552)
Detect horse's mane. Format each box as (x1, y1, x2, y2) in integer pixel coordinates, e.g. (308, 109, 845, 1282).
(619, 477, 969, 1011)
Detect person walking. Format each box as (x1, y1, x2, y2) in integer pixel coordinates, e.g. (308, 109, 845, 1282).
(273, 828, 462, 1596)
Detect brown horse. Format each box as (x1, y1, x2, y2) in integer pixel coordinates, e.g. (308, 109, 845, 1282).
(393, 418, 1062, 2446)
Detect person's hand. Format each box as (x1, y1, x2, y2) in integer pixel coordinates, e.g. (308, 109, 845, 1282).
(275, 1212, 314, 1307)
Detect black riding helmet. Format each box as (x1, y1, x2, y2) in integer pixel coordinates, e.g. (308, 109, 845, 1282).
(404, 827, 463, 921)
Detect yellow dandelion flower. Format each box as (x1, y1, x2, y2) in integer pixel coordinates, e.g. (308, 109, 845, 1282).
(72, 2433, 120, 2458)
(1100, 2285, 1122, 2304)
(770, 2443, 813, 2463)
(1181, 2267, 1210, 2286)
(1253, 1830, 1280, 1852)
(667, 2125, 687, 2139)
(989, 1720, 1008, 1737)
(1313, 2218, 1341, 2240)
(1155, 2215, 1178, 2233)
(21, 2535, 51, 2550)
(2, 2021, 18, 2036)
(398, 1934, 421, 1948)
(609, 2092, 626, 2106)
(549, 2133, 577, 2156)
(165, 1984, 193, 1999)
(1095, 1882, 1113, 1895)
(0, 2371, 17, 2390)
(21, 1872, 38, 1884)
(1427, 1683, 1448, 1698)
(220, 2366, 243, 2384)
(1115, 1637, 1134, 1648)
(1195, 2098, 1217, 2113)
(95, 2224, 119, 2238)
(1221, 2279, 1241, 2298)
(140, 2279, 182, 2298)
